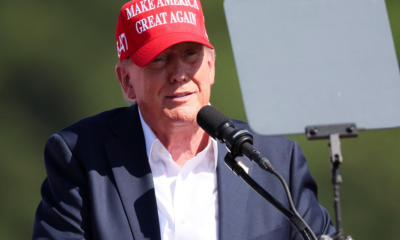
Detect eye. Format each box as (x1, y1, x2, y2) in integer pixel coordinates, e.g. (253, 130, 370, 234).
(186, 51, 197, 56)
(152, 57, 164, 62)
(185, 50, 198, 57)
(148, 55, 168, 68)
(183, 49, 200, 63)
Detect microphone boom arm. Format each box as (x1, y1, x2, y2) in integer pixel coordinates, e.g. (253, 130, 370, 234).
(224, 152, 316, 240)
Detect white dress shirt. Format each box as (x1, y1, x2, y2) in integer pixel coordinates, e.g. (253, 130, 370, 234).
(139, 110, 219, 240)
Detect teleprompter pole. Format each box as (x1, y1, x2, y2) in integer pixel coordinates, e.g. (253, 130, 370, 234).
(306, 124, 357, 240)
(329, 134, 344, 237)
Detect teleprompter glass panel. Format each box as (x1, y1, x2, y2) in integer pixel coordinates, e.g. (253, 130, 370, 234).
(224, 0, 400, 135)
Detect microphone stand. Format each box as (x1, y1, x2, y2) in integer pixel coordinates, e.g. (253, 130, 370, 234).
(224, 152, 317, 240)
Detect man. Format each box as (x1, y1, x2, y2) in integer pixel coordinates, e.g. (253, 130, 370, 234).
(32, 0, 336, 239)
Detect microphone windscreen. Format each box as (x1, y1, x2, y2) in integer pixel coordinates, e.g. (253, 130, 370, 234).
(197, 105, 230, 139)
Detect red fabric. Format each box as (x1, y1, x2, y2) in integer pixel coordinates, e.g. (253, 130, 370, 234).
(115, 0, 214, 67)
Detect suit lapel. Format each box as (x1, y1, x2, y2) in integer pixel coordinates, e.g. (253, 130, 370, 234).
(105, 105, 161, 240)
(105, 105, 254, 240)
(217, 142, 253, 240)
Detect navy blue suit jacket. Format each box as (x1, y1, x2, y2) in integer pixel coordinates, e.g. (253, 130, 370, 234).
(32, 104, 335, 240)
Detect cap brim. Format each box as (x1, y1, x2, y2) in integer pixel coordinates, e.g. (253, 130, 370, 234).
(130, 32, 214, 67)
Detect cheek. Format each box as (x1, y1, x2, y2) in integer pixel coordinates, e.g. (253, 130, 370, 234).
(194, 80, 212, 106)
(195, 68, 213, 94)
(130, 76, 149, 103)
(138, 73, 166, 103)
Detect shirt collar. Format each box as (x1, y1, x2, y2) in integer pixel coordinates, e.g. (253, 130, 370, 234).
(139, 108, 158, 160)
(138, 107, 218, 170)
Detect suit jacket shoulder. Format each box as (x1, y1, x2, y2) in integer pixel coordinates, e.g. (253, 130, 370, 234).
(222, 119, 336, 240)
(33, 104, 154, 240)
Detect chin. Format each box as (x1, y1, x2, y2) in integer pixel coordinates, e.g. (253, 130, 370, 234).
(164, 106, 198, 126)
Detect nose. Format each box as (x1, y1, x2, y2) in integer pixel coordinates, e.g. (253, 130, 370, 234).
(167, 58, 188, 84)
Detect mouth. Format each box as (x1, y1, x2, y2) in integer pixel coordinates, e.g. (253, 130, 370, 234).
(165, 92, 193, 99)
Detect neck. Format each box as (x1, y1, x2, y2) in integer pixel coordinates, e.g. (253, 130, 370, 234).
(152, 122, 209, 168)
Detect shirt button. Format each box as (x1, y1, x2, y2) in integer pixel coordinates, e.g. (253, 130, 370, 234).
(158, 147, 163, 153)
(181, 218, 187, 224)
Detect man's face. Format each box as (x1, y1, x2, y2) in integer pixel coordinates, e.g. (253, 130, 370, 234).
(117, 42, 215, 129)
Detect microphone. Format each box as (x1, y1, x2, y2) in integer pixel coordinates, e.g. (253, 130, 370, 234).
(197, 105, 275, 173)
(197, 106, 319, 240)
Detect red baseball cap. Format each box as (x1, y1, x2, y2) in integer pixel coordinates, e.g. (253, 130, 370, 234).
(115, 0, 214, 67)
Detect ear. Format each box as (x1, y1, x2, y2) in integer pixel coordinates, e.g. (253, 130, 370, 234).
(207, 50, 216, 86)
(115, 62, 136, 99)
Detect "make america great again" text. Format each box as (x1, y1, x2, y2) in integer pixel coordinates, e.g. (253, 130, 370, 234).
(125, 0, 199, 20)
(135, 11, 196, 34)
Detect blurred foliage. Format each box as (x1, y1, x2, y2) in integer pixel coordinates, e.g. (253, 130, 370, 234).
(0, 0, 399, 239)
